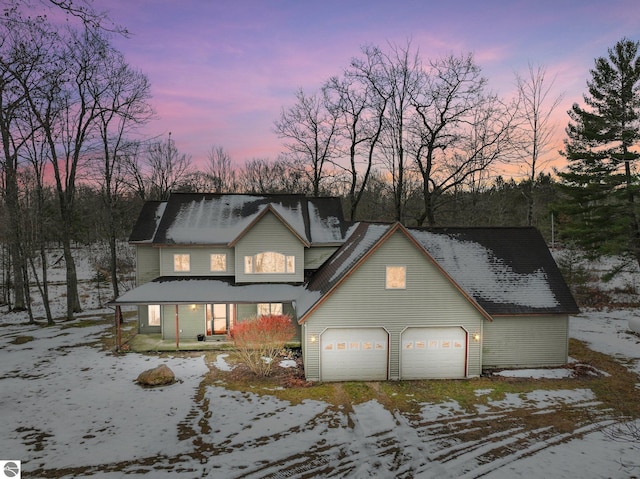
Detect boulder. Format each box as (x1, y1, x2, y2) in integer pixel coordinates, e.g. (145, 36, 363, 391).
(629, 317, 640, 334)
(136, 364, 175, 387)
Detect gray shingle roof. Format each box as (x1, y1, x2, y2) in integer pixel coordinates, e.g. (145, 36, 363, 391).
(299, 223, 578, 318)
(129, 201, 167, 243)
(136, 193, 346, 245)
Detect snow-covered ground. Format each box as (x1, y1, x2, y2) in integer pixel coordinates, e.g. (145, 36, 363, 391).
(1, 249, 639, 478)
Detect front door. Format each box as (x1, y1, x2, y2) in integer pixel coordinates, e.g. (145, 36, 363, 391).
(206, 304, 235, 335)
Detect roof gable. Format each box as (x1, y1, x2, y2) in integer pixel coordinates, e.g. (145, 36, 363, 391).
(298, 222, 493, 322)
(146, 193, 346, 246)
(298, 223, 578, 320)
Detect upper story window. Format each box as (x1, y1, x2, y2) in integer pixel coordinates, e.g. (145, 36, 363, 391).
(245, 252, 295, 274)
(386, 265, 406, 289)
(173, 254, 190, 272)
(210, 254, 227, 272)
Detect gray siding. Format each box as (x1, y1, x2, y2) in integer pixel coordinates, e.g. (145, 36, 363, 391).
(137, 305, 161, 334)
(136, 245, 160, 285)
(235, 212, 305, 283)
(160, 302, 301, 342)
(159, 247, 234, 276)
(302, 232, 485, 381)
(161, 304, 206, 340)
(305, 247, 338, 269)
(482, 315, 569, 368)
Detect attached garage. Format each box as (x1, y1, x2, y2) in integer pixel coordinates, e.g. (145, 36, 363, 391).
(320, 328, 389, 381)
(400, 327, 468, 379)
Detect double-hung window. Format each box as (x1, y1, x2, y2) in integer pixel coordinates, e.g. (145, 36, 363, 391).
(173, 254, 190, 272)
(210, 254, 226, 272)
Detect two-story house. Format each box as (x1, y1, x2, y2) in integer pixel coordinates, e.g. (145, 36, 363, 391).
(113, 193, 579, 382)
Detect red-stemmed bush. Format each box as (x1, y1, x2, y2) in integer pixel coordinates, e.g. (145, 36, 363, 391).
(228, 314, 296, 377)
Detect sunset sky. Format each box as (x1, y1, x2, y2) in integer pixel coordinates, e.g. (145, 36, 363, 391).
(102, 0, 640, 173)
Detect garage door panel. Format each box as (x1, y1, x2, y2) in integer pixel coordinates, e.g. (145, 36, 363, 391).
(321, 328, 388, 381)
(401, 327, 467, 379)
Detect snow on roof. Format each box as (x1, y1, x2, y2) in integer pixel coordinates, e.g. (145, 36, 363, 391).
(113, 277, 305, 304)
(164, 195, 263, 244)
(410, 230, 560, 309)
(328, 223, 389, 283)
(308, 201, 345, 243)
(152, 194, 346, 245)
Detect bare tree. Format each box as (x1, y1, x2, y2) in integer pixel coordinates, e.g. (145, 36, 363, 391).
(324, 70, 387, 220)
(0, 9, 56, 311)
(410, 53, 519, 225)
(92, 51, 153, 299)
(515, 63, 564, 225)
(274, 89, 339, 197)
(349, 42, 422, 222)
(238, 157, 309, 194)
(205, 145, 237, 192)
(146, 133, 192, 200)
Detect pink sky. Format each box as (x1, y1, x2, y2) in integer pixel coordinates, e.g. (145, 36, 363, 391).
(103, 0, 640, 174)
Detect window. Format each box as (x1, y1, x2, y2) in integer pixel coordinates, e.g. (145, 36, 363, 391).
(173, 254, 190, 272)
(386, 265, 406, 289)
(245, 252, 295, 274)
(148, 305, 161, 326)
(210, 254, 226, 272)
(257, 303, 283, 316)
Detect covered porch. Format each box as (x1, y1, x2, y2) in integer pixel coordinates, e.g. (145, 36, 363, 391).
(110, 277, 305, 352)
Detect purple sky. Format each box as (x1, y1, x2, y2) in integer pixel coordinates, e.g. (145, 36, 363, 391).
(105, 0, 640, 172)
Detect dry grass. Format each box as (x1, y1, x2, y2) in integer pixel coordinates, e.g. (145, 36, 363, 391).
(196, 338, 640, 442)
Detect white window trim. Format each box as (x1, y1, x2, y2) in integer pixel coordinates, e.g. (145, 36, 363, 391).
(173, 253, 191, 272)
(257, 303, 283, 316)
(210, 253, 227, 272)
(385, 265, 406, 289)
(148, 305, 161, 326)
(244, 252, 295, 274)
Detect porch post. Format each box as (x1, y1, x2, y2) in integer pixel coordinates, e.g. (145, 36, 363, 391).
(115, 305, 122, 351)
(175, 304, 180, 350)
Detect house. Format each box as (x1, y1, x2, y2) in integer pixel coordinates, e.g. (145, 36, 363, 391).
(113, 193, 579, 382)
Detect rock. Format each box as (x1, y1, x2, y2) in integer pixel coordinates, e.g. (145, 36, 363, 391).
(136, 364, 175, 387)
(629, 317, 640, 334)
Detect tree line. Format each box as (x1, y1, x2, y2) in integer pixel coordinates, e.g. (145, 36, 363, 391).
(1, 1, 639, 321)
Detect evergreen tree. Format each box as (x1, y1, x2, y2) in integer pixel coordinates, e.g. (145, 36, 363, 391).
(557, 38, 640, 265)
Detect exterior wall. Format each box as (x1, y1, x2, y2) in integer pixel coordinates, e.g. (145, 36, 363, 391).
(482, 315, 569, 368)
(160, 302, 301, 342)
(159, 247, 235, 276)
(304, 246, 338, 269)
(137, 305, 161, 334)
(234, 212, 305, 283)
(235, 302, 300, 342)
(302, 232, 485, 381)
(161, 304, 206, 340)
(136, 245, 160, 285)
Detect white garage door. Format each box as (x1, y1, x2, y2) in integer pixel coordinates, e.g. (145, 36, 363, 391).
(401, 327, 467, 379)
(320, 328, 388, 381)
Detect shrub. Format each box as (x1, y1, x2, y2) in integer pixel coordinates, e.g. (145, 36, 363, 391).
(228, 314, 296, 377)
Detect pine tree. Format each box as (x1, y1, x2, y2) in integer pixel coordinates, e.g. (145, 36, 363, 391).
(557, 38, 640, 265)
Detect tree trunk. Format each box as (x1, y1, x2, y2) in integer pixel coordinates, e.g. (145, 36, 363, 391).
(109, 232, 119, 299)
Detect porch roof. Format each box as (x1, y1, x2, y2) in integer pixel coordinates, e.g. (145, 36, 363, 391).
(110, 276, 304, 305)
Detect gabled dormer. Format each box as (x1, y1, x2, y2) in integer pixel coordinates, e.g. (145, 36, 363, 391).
(135, 193, 348, 284)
